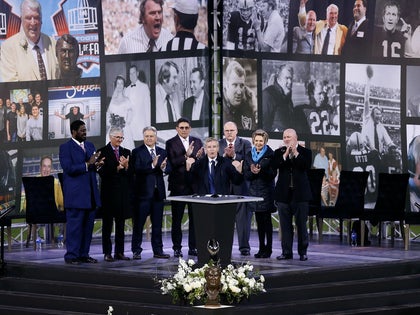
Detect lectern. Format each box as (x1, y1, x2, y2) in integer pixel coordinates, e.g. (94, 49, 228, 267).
(166, 195, 263, 267)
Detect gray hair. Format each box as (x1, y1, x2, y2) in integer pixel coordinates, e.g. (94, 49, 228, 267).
(143, 126, 157, 135)
(109, 126, 123, 136)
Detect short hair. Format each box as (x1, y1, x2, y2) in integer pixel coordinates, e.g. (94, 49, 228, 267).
(191, 67, 204, 81)
(252, 129, 269, 144)
(114, 75, 126, 88)
(327, 4, 339, 14)
(173, 9, 198, 30)
(205, 137, 219, 146)
(139, 0, 164, 24)
(262, 0, 276, 11)
(360, 0, 368, 8)
(158, 61, 179, 84)
(176, 117, 191, 127)
(40, 155, 52, 167)
(70, 120, 85, 133)
(371, 106, 383, 119)
(56, 34, 79, 58)
(21, 0, 42, 19)
(224, 60, 245, 86)
(382, 1, 400, 17)
(143, 126, 157, 135)
(109, 126, 123, 136)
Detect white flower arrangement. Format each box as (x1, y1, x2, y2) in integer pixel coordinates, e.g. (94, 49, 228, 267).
(20, 39, 28, 51)
(159, 258, 266, 305)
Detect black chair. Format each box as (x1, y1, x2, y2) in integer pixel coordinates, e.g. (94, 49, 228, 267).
(307, 169, 325, 240)
(22, 176, 66, 250)
(318, 170, 369, 244)
(360, 173, 409, 247)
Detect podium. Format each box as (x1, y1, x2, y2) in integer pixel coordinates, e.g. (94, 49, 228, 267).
(166, 195, 263, 267)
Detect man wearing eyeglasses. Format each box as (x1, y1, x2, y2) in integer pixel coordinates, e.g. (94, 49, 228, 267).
(166, 117, 203, 258)
(97, 127, 131, 262)
(218, 121, 252, 256)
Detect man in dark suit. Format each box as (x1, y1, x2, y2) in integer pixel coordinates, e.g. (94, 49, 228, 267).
(131, 126, 170, 259)
(59, 120, 104, 265)
(186, 137, 243, 195)
(166, 117, 203, 257)
(182, 67, 209, 121)
(272, 128, 312, 261)
(97, 127, 131, 262)
(218, 121, 252, 256)
(342, 0, 371, 58)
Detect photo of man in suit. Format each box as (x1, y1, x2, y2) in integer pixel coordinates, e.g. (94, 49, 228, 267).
(292, 8, 316, 54)
(97, 127, 131, 262)
(272, 128, 312, 261)
(165, 117, 202, 258)
(59, 120, 104, 265)
(131, 126, 170, 260)
(218, 121, 252, 256)
(182, 67, 209, 121)
(155, 61, 181, 123)
(0, 0, 59, 82)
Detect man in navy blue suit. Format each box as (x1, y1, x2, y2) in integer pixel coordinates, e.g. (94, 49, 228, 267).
(272, 128, 312, 261)
(59, 120, 104, 265)
(131, 126, 170, 259)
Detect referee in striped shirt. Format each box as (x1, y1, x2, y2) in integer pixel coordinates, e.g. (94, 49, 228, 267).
(161, 0, 207, 52)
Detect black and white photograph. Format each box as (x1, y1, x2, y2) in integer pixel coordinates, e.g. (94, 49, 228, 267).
(373, 0, 420, 58)
(223, 0, 288, 53)
(222, 57, 257, 131)
(155, 56, 209, 126)
(407, 124, 420, 213)
(406, 66, 420, 117)
(345, 63, 402, 203)
(0, 149, 17, 210)
(261, 60, 340, 136)
(102, 0, 208, 55)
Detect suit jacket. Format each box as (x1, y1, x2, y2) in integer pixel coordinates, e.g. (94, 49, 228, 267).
(182, 92, 209, 121)
(342, 19, 371, 58)
(292, 26, 314, 54)
(218, 137, 251, 195)
(97, 143, 132, 217)
(166, 134, 203, 194)
(0, 31, 59, 82)
(188, 155, 243, 195)
(59, 139, 101, 209)
(131, 144, 169, 200)
(314, 21, 348, 55)
(272, 145, 312, 202)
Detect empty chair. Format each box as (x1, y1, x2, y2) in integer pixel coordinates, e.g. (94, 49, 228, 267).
(360, 173, 409, 247)
(318, 170, 369, 244)
(307, 168, 325, 240)
(22, 176, 66, 250)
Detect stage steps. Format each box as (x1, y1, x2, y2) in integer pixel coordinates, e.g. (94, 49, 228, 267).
(1, 260, 420, 314)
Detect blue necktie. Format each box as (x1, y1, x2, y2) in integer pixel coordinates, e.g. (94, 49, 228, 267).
(209, 160, 215, 194)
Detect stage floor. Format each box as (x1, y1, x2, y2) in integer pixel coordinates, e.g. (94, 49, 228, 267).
(4, 229, 420, 278)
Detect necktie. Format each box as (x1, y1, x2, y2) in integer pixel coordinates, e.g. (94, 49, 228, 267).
(374, 123, 379, 151)
(80, 142, 85, 152)
(114, 148, 119, 161)
(351, 22, 358, 36)
(209, 160, 216, 194)
(321, 28, 331, 55)
(34, 45, 47, 80)
(146, 38, 155, 53)
(166, 94, 174, 122)
(150, 148, 156, 159)
(131, 84, 136, 87)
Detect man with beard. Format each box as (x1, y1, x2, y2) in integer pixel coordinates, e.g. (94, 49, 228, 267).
(226, 0, 257, 51)
(118, 0, 173, 53)
(262, 64, 309, 134)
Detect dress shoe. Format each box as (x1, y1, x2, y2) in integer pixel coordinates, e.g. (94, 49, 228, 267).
(254, 251, 264, 258)
(173, 249, 183, 258)
(188, 249, 198, 256)
(154, 252, 170, 259)
(104, 254, 114, 262)
(79, 256, 98, 263)
(132, 252, 142, 260)
(65, 258, 81, 265)
(300, 254, 308, 261)
(114, 253, 130, 260)
(261, 251, 272, 258)
(276, 254, 293, 260)
(240, 250, 250, 256)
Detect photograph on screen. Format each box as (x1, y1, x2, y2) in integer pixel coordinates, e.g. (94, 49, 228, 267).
(0, 149, 17, 209)
(345, 63, 402, 203)
(406, 66, 420, 117)
(48, 85, 101, 141)
(222, 57, 257, 131)
(261, 60, 340, 136)
(407, 124, 420, 213)
(310, 141, 341, 207)
(102, 0, 208, 55)
(0, 0, 100, 83)
(105, 60, 151, 150)
(223, 0, 289, 53)
(155, 56, 210, 126)
(373, 0, 420, 58)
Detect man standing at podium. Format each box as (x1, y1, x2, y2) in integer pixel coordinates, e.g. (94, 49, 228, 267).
(219, 121, 252, 256)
